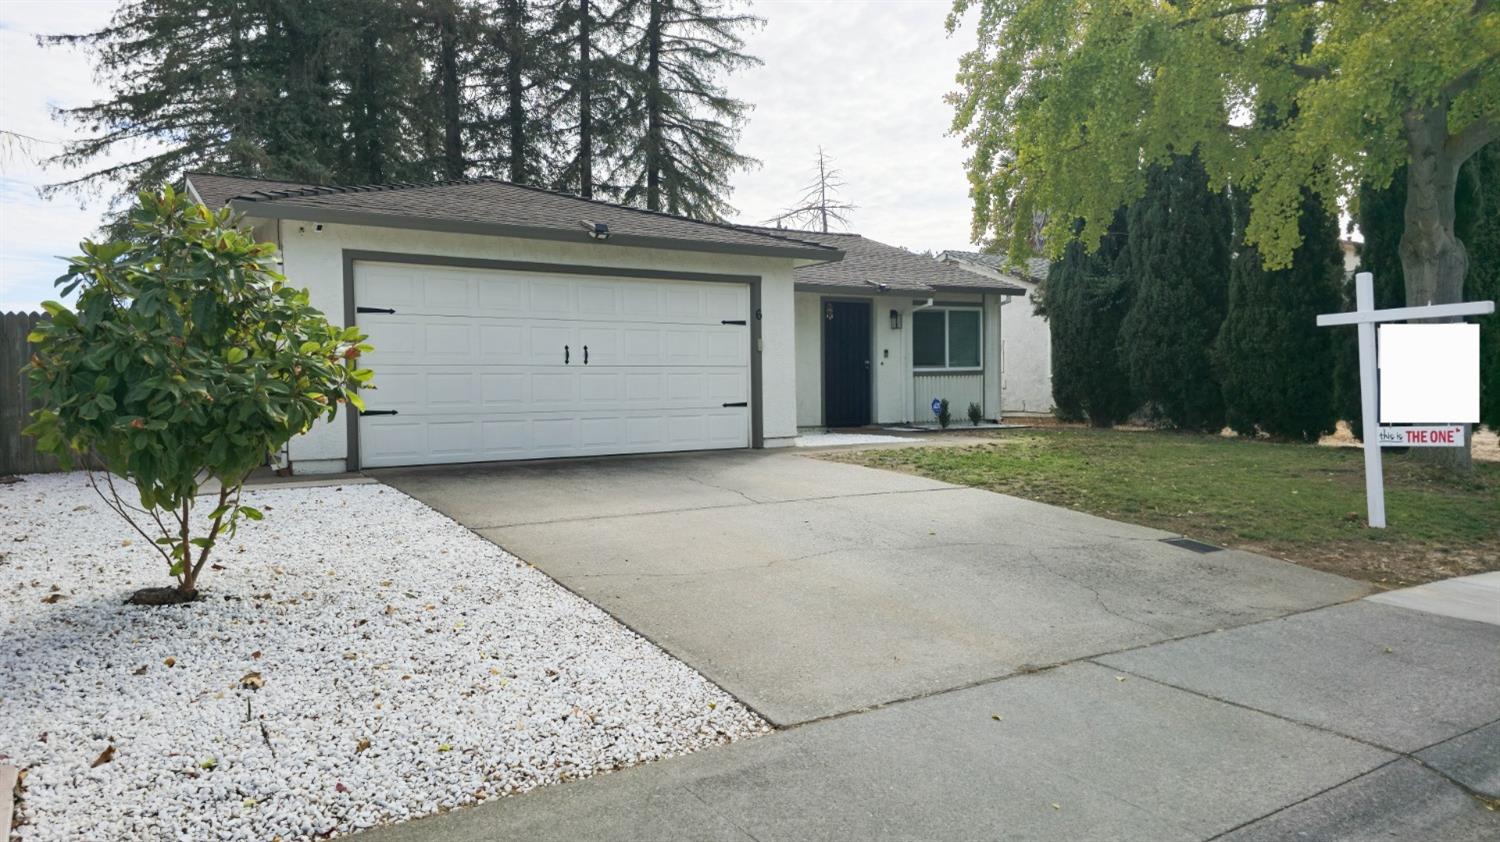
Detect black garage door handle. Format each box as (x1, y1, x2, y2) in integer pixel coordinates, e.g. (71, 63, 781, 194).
(357, 306, 395, 314)
(360, 409, 399, 416)
(722, 402, 748, 408)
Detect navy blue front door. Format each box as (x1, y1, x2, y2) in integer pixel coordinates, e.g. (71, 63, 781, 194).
(822, 300, 872, 427)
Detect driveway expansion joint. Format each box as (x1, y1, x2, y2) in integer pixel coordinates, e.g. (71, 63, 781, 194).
(1094, 661, 1500, 811)
(463, 484, 970, 530)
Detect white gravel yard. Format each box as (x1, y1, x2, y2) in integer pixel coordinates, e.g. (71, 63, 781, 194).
(0, 473, 767, 841)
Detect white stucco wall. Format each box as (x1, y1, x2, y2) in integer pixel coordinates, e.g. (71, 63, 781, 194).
(266, 217, 801, 472)
(999, 282, 1055, 415)
(794, 290, 1002, 428)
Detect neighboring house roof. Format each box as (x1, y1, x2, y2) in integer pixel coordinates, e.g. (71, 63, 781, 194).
(739, 227, 1025, 295)
(939, 250, 1050, 286)
(184, 172, 841, 262)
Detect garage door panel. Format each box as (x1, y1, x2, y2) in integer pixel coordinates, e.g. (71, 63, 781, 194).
(360, 407, 750, 466)
(355, 261, 750, 467)
(361, 366, 744, 416)
(481, 373, 526, 407)
(529, 371, 578, 406)
(476, 273, 527, 312)
(356, 262, 748, 326)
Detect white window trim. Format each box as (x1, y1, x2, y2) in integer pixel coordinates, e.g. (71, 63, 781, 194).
(912, 306, 984, 373)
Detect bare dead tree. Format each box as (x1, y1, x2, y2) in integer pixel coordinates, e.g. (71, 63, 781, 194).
(765, 146, 855, 232)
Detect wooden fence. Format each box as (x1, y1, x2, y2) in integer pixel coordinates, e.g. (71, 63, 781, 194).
(0, 311, 60, 476)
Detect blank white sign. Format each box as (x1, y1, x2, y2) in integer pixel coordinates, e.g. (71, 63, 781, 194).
(1378, 323, 1479, 423)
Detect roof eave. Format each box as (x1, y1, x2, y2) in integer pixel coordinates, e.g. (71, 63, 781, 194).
(928, 283, 1028, 296)
(225, 199, 843, 262)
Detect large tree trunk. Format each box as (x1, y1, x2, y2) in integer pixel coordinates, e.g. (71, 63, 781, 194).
(645, 0, 663, 211)
(1399, 104, 1474, 473)
(505, 0, 526, 184)
(578, 0, 592, 198)
(438, 5, 465, 180)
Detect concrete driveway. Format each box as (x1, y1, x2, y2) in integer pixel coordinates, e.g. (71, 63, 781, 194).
(370, 448, 1500, 841)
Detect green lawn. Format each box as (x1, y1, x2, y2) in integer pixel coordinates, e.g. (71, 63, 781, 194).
(832, 428, 1500, 588)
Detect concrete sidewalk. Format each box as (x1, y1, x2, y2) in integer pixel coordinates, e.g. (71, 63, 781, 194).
(367, 450, 1499, 840)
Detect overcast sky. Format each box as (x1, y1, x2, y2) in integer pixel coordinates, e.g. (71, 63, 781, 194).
(0, 0, 979, 312)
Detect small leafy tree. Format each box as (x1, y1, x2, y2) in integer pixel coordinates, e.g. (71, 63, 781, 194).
(24, 187, 372, 603)
(967, 402, 984, 426)
(936, 398, 952, 429)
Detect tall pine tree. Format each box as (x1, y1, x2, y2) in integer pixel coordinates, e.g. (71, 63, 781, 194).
(1118, 152, 1232, 431)
(46, 0, 765, 224)
(1041, 212, 1137, 427)
(1215, 190, 1343, 441)
(538, 0, 635, 199)
(612, 0, 761, 219)
(46, 0, 449, 208)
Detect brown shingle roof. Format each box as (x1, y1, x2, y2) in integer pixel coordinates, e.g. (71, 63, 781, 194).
(739, 227, 1026, 295)
(939, 250, 1050, 284)
(183, 172, 840, 262)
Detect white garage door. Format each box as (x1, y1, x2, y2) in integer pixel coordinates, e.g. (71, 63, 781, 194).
(354, 260, 751, 468)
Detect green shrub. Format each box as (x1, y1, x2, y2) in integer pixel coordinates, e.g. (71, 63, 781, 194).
(1119, 152, 1232, 431)
(24, 187, 372, 602)
(1042, 212, 1136, 427)
(937, 398, 952, 428)
(1215, 190, 1342, 442)
(967, 402, 983, 426)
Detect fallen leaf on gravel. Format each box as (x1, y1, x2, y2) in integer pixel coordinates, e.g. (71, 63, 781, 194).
(385, 605, 397, 615)
(240, 672, 265, 690)
(356, 738, 371, 753)
(342, 652, 358, 661)
(991, 714, 1003, 721)
(40, 593, 66, 604)
(163, 657, 176, 667)
(91, 745, 115, 768)
(199, 757, 217, 770)
(120, 539, 131, 547)
(437, 743, 452, 753)
(251, 651, 262, 660)
(335, 782, 348, 793)
(1115, 676, 1127, 682)
(379, 580, 392, 587)
(1051, 803, 1061, 811)
(133, 666, 147, 675)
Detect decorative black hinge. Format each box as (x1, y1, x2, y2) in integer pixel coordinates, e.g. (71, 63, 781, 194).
(721, 319, 747, 325)
(360, 409, 399, 416)
(722, 401, 748, 408)
(357, 306, 396, 314)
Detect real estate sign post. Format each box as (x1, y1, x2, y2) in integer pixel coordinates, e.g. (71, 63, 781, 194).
(1316, 272, 1493, 528)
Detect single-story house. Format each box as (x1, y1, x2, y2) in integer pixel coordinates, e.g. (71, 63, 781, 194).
(747, 229, 1025, 429)
(185, 173, 1020, 472)
(940, 251, 1055, 417)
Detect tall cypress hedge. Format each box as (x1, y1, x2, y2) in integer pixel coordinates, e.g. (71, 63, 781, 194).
(1042, 213, 1136, 426)
(1119, 153, 1233, 430)
(1215, 190, 1343, 441)
(1460, 143, 1500, 430)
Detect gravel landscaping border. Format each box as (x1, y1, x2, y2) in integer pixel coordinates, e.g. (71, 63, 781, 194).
(0, 473, 767, 841)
